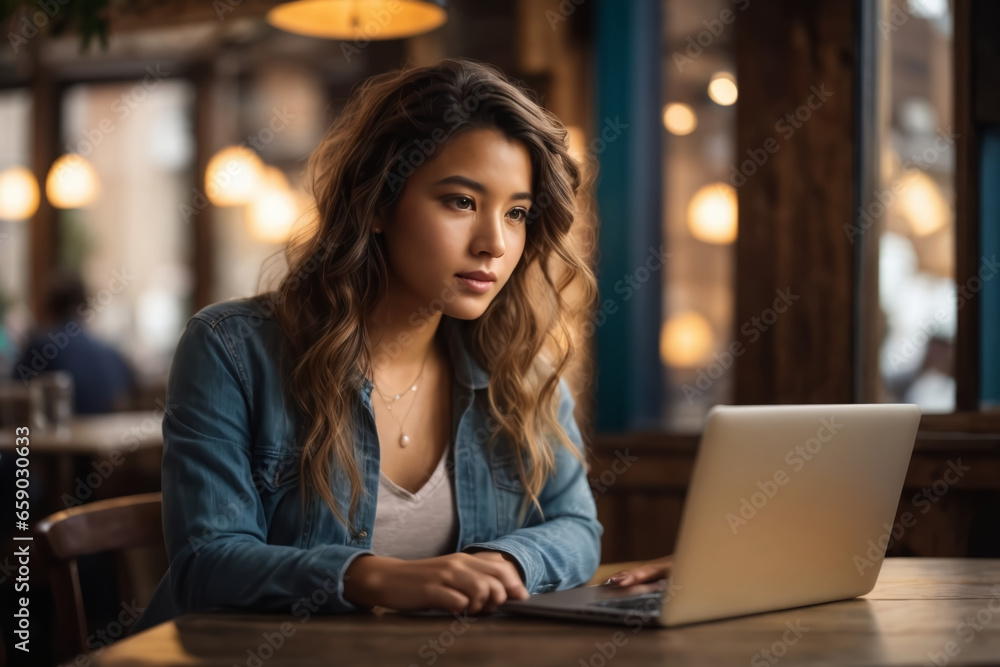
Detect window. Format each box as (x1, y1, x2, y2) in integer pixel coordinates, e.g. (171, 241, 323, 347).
(59, 79, 196, 379)
(210, 62, 327, 302)
(865, 0, 956, 413)
(0, 89, 33, 375)
(659, 0, 739, 431)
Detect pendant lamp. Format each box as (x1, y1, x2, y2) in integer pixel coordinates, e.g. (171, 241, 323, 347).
(266, 0, 447, 40)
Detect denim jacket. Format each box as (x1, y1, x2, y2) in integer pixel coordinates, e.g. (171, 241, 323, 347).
(132, 296, 602, 634)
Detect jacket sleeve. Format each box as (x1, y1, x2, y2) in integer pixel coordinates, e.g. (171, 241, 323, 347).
(161, 316, 373, 616)
(461, 378, 603, 593)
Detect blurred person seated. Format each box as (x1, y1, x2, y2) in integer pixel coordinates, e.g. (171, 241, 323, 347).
(0, 323, 13, 379)
(5, 273, 139, 655)
(11, 270, 135, 414)
(0, 291, 19, 378)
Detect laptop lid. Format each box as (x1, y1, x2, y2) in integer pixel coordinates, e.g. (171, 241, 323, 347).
(660, 403, 920, 626)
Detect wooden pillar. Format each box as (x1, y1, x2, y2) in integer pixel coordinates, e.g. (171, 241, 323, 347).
(28, 40, 60, 322)
(733, 0, 857, 405)
(192, 70, 214, 311)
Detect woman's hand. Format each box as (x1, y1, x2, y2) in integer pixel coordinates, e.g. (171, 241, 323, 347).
(343, 551, 529, 614)
(465, 549, 525, 581)
(605, 555, 674, 587)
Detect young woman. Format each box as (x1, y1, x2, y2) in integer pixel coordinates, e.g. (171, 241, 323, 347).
(132, 57, 603, 633)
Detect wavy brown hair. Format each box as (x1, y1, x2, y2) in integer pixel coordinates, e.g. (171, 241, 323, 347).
(270, 57, 598, 531)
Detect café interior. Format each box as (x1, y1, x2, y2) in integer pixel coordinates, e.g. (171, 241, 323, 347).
(1, 0, 999, 664)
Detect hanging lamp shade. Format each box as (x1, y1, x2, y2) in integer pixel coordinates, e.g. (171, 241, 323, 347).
(46, 154, 100, 209)
(205, 145, 264, 207)
(266, 0, 447, 40)
(247, 167, 299, 244)
(0, 166, 40, 220)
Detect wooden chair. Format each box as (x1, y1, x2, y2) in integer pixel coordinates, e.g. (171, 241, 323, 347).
(35, 492, 164, 663)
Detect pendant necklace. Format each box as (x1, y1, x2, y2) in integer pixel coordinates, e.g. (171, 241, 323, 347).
(372, 344, 432, 448)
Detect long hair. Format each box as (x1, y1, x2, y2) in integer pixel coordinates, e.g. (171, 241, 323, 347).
(270, 57, 598, 530)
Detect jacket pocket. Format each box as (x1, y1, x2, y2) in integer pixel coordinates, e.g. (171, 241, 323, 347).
(490, 448, 529, 535)
(490, 450, 526, 493)
(251, 449, 301, 495)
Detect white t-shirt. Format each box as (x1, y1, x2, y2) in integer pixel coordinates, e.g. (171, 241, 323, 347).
(370, 441, 459, 559)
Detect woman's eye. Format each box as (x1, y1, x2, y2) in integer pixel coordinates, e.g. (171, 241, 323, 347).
(446, 198, 527, 222)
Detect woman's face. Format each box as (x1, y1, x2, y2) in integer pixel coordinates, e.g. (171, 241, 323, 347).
(376, 127, 532, 321)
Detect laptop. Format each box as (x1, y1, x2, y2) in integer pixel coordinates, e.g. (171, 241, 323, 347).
(500, 403, 921, 627)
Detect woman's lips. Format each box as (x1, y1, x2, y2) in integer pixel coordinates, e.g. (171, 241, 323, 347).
(455, 275, 494, 293)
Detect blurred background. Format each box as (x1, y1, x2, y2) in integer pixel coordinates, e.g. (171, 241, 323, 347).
(1, 0, 999, 663)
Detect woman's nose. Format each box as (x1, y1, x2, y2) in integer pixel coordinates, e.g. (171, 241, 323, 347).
(471, 212, 506, 257)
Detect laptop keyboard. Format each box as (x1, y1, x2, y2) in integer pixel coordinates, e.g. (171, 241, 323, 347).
(590, 592, 663, 610)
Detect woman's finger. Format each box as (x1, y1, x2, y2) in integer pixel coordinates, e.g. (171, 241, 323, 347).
(477, 574, 507, 614)
(609, 556, 674, 586)
(461, 553, 529, 599)
(425, 585, 471, 614)
(444, 566, 496, 614)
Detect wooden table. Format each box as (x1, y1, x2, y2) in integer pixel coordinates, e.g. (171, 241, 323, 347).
(0, 411, 164, 517)
(0, 410, 163, 453)
(87, 558, 1000, 666)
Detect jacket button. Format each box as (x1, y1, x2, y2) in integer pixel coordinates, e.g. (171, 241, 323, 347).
(357, 531, 368, 539)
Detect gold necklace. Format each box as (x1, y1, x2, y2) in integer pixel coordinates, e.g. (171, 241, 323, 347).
(372, 345, 431, 448)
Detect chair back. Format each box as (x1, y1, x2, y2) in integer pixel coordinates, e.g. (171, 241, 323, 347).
(36, 492, 164, 662)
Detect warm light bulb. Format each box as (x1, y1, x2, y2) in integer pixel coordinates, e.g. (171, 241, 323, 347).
(661, 311, 715, 367)
(46, 154, 100, 209)
(247, 167, 299, 243)
(206, 146, 263, 207)
(0, 166, 40, 220)
(687, 182, 738, 244)
(897, 170, 950, 237)
(663, 103, 697, 136)
(708, 72, 738, 106)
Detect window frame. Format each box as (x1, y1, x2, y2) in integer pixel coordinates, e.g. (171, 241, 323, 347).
(591, 0, 1000, 440)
